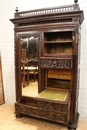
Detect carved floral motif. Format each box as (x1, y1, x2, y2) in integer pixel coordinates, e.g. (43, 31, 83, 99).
(15, 103, 68, 123)
(37, 100, 67, 113)
(40, 58, 71, 69)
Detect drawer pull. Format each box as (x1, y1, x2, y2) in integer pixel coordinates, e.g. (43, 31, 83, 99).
(23, 109, 27, 114)
(20, 106, 27, 114)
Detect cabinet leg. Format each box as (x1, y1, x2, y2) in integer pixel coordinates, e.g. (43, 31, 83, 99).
(16, 113, 22, 118)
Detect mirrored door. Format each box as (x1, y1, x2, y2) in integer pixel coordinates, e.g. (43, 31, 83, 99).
(20, 36, 39, 97)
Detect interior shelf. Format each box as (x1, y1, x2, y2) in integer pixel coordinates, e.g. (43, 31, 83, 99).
(44, 41, 72, 44)
(44, 43, 72, 54)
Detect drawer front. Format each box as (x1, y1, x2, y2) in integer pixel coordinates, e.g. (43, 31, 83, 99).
(48, 69, 58, 74)
(15, 102, 69, 124)
(37, 100, 70, 113)
(48, 69, 71, 75)
(48, 74, 71, 80)
(40, 58, 72, 69)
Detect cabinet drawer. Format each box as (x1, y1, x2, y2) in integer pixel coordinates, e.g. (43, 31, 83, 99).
(48, 74, 71, 80)
(48, 69, 71, 75)
(15, 102, 70, 124)
(37, 100, 70, 113)
(40, 58, 72, 69)
(48, 69, 58, 74)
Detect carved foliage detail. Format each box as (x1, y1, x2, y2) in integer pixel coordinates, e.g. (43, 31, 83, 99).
(37, 100, 67, 113)
(15, 104, 67, 123)
(15, 24, 76, 32)
(40, 58, 71, 69)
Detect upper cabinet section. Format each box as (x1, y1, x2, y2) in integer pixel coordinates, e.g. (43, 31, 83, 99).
(44, 31, 73, 56)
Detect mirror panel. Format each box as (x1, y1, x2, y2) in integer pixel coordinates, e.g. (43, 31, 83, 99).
(20, 36, 38, 97)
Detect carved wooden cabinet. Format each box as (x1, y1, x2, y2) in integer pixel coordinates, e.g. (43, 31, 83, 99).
(10, 2, 84, 130)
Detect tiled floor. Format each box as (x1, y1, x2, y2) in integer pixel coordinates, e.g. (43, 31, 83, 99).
(0, 103, 87, 130)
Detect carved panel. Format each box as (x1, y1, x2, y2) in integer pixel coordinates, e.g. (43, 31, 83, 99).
(15, 103, 68, 124)
(37, 100, 68, 113)
(40, 58, 72, 69)
(14, 24, 76, 32)
(18, 18, 72, 27)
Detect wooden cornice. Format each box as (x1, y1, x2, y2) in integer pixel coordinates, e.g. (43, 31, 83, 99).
(10, 4, 84, 26)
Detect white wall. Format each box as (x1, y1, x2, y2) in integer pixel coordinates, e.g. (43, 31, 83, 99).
(0, 0, 87, 118)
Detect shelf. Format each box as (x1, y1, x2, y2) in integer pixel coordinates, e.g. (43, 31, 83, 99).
(44, 41, 72, 44)
(44, 42, 72, 55)
(47, 78, 71, 90)
(44, 54, 72, 57)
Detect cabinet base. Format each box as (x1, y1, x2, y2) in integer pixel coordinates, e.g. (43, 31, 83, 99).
(15, 112, 79, 130)
(68, 112, 79, 130)
(15, 113, 23, 118)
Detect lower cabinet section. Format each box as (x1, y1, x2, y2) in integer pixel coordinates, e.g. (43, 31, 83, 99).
(15, 96, 70, 125)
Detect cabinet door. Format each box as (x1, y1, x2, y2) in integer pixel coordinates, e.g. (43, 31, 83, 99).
(15, 32, 41, 100)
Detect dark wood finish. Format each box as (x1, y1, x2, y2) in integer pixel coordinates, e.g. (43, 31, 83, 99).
(10, 2, 84, 130)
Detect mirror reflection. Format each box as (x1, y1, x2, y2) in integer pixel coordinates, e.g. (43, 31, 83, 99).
(21, 37, 38, 97)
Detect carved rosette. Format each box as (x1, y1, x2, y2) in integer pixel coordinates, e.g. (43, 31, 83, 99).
(40, 58, 71, 69)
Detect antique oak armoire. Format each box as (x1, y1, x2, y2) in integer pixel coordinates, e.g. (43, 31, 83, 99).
(10, 1, 84, 130)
